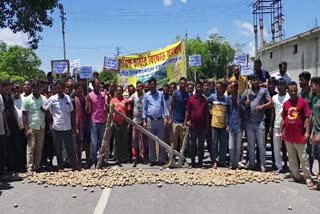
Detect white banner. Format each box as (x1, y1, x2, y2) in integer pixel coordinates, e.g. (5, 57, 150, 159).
(241, 63, 254, 76)
(71, 59, 81, 69)
(79, 66, 93, 79)
(233, 53, 248, 67)
(51, 60, 70, 74)
(104, 57, 119, 70)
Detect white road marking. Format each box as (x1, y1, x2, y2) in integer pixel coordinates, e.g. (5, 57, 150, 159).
(93, 188, 112, 214)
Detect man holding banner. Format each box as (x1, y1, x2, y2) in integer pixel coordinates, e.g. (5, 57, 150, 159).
(230, 66, 247, 95)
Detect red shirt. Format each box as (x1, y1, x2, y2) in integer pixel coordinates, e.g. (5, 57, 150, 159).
(281, 97, 311, 144)
(186, 95, 209, 129)
(110, 96, 130, 124)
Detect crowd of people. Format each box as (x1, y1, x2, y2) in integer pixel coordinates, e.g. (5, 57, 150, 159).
(0, 59, 319, 190)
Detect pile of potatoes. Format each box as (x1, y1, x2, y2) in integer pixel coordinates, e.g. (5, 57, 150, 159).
(22, 168, 283, 188)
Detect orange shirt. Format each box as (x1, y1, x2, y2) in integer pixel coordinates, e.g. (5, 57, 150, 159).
(110, 96, 130, 123)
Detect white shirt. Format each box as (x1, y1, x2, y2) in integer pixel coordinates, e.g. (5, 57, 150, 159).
(42, 93, 74, 131)
(272, 72, 291, 85)
(0, 94, 5, 135)
(14, 97, 24, 130)
(272, 93, 290, 128)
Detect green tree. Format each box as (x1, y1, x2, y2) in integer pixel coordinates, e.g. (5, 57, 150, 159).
(0, 42, 45, 82)
(0, 0, 61, 49)
(99, 71, 118, 83)
(185, 33, 237, 80)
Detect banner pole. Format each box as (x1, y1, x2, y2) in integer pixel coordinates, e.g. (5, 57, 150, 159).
(184, 32, 189, 80)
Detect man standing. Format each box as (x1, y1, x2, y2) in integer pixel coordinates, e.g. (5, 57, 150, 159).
(1, 80, 19, 173)
(270, 79, 290, 173)
(22, 81, 47, 174)
(299, 71, 315, 174)
(42, 80, 80, 171)
(242, 74, 272, 172)
(12, 84, 27, 172)
(264, 77, 278, 169)
(0, 82, 7, 175)
(185, 81, 209, 168)
(162, 84, 172, 152)
(280, 82, 314, 187)
(142, 78, 168, 166)
(187, 83, 194, 96)
(110, 86, 130, 165)
(168, 77, 189, 166)
(87, 79, 108, 167)
(230, 66, 248, 95)
(226, 82, 243, 169)
(310, 77, 320, 176)
(208, 82, 228, 168)
(169, 82, 177, 96)
(73, 82, 90, 165)
(272, 61, 291, 85)
(22, 81, 31, 98)
(128, 81, 147, 167)
(203, 80, 213, 159)
(253, 59, 271, 87)
(144, 82, 149, 94)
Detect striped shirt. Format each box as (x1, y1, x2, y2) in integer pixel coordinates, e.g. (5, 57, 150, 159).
(208, 94, 227, 128)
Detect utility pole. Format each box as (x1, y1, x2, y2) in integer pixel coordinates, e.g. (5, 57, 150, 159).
(115, 46, 121, 56)
(252, 0, 284, 57)
(60, 5, 67, 60)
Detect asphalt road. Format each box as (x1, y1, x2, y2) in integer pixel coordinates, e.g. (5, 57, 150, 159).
(0, 164, 319, 214)
(1, 145, 319, 214)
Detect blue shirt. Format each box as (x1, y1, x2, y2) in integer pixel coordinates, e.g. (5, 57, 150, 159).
(142, 90, 168, 120)
(226, 95, 243, 133)
(172, 90, 190, 123)
(253, 69, 270, 83)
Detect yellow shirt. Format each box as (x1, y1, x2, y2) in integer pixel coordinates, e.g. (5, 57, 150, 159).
(230, 76, 248, 95)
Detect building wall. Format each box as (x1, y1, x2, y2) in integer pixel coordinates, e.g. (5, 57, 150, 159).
(260, 31, 320, 83)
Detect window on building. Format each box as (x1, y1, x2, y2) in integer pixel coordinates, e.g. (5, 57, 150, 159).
(293, 44, 298, 54)
(270, 52, 273, 59)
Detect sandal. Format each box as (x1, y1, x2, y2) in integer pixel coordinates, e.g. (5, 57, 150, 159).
(306, 179, 314, 188)
(309, 183, 320, 191)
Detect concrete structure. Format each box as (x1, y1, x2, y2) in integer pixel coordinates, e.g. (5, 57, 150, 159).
(259, 27, 320, 82)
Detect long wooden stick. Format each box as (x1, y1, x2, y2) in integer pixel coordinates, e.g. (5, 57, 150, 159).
(96, 104, 115, 169)
(97, 104, 185, 168)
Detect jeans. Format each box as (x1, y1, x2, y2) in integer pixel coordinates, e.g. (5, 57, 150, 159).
(190, 128, 208, 166)
(246, 121, 266, 168)
(147, 118, 166, 162)
(229, 131, 243, 167)
(211, 127, 228, 165)
(90, 122, 106, 164)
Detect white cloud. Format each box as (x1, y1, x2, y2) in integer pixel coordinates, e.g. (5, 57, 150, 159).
(207, 27, 219, 35)
(234, 20, 269, 39)
(247, 41, 256, 57)
(0, 28, 29, 47)
(163, 0, 173, 6)
(163, 0, 188, 7)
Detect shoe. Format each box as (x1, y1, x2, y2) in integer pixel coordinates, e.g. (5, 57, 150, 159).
(149, 162, 156, 166)
(132, 161, 138, 168)
(261, 166, 267, 173)
(212, 162, 218, 169)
